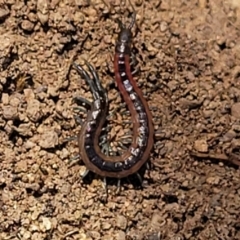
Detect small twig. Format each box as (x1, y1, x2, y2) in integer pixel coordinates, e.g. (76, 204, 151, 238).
(189, 151, 240, 167)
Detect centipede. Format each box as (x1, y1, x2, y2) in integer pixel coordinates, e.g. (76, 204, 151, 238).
(72, 5, 154, 183)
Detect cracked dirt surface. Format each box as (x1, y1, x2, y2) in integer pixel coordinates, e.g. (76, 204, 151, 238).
(0, 0, 240, 239)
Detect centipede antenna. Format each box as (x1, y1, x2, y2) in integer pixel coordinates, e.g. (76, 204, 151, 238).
(116, 18, 125, 30)
(127, 0, 136, 29)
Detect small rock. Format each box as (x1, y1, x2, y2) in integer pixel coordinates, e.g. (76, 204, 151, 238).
(221, 130, 236, 142)
(3, 105, 18, 120)
(57, 148, 69, 160)
(0, 7, 9, 20)
(21, 20, 35, 31)
(25, 140, 36, 149)
(13, 123, 33, 137)
(4, 120, 13, 134)
(194, 139, 208, 153)
(182, 180, 189, 188)
(116, 215, 127, 230)
(22, 230, 31, 239)
(101, 222, 112, 230)
(25, 183, 41, 192)
(145, 232, 161, 240)
(37, 12, 49, 25)
(1, 93, 9, 104)
(47, 86, 59, 97)
(206, 176, 220, 185)
(37, 0, 49, 25)
(28, 12, 38, 23)
(24, 88, 35, 101)
(88, 231, 101, 239)
(9, 96, 20, 107)
(231, 102, 240, 118)
(26, 99, 42, 122)
(116, 231, 126, 240)
(39, 130, 58, 149)
(15, 160, 28, 173)
(160, 21, 168, 32)
(150, 213, 165, 230)
(102, 235, 114, 240)
(232, 124, 240, 132)
(31, 209, 42, 221)
(60, 183, 71, 196)
(40, 217, 52, 232)
(37, 0, 49, 14)
(78, 233, 93, 240)
(203, 109, 214, 118)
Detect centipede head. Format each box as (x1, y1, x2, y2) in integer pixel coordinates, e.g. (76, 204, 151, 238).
(115, 0, 136, 53)
(118, 10, 136, 41)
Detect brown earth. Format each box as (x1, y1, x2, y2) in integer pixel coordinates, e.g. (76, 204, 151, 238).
(0, 0, 240, 239)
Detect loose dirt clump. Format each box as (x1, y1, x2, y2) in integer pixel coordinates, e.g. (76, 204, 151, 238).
(0, 0, 240, 239)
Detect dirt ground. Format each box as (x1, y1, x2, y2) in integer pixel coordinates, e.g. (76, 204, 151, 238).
(0, 0, 240, 239)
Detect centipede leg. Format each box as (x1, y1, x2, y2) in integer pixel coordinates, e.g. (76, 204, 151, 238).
(116, 179, 121, 194)
(80, 169, 90, 179)
(68, 154, 81, 168)
(130, 53, 137, 66)
(64, 136, 78, 142)
(136, 172, 143, 187)
(73, 96, 92, 108)
(84, 61, 108, 101)
(145, 162, 151, 170)
(102, 177, 108, 191)
(131, 67, 139, 76)
(130, 55, 139, 76)
(74, 115, 83, 125)
(101, 142, 111, 156)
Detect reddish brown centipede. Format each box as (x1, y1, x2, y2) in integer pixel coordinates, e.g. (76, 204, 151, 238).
(73, 7, 154, 180)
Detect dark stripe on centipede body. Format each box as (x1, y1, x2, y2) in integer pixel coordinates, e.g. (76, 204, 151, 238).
(118, 64, 126, 72)
(85, 136, 93, 146)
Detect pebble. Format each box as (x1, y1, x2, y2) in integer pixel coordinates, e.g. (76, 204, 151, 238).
(24, 140, 36, 149)
(1, 93, 9, 105)
(39, 130, 58, 149)
(101, 222, 112, 230)
(21, 20, 35, 31)
(116, 231, 126, 240)
(231, 102, 240, 118)
(40, 217, 52, 232)
(37, 0, 49, 25)
(116, 215, 127, 230)
(150, 213, 165, 230)
(88, 231, 101, 239)
(206, 176, 220, 185)
(2, 105, 18, 120)
(221, 130, 236, 142)
(26, 99, 42, 122)
(0, 7, 9, 20)
(15, 160, 28, 173)
(194, 139, 208, 153)
(160, 21, 168, 32)
(14, 123, 33, 137)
